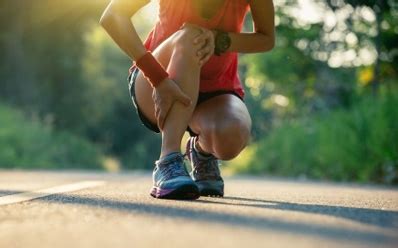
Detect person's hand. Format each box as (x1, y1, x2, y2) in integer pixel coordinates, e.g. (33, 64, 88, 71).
(181, 23, 215, 66)
(194, 28, 216, 66)
(152, 78, 192, 130)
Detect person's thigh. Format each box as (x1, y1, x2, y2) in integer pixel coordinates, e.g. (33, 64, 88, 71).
(189, 94, 252, 149)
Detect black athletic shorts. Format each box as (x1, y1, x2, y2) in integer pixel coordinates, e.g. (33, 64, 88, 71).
(128, 67, 244, 136)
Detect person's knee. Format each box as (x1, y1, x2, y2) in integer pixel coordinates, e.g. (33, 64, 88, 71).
(211, 117, 251, 160)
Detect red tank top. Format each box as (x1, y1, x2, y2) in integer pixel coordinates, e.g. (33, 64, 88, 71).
(131, 0, 250, 98)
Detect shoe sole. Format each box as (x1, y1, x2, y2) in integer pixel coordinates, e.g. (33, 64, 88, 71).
(196, 181, 224, 197)
(200, 188, 224, 197)
(150, 184, 200, 200)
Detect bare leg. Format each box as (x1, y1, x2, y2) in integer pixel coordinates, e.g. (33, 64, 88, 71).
(160, 50, 200, 157)
(189, 94, 252, 160)
(134, 27, 202, 159)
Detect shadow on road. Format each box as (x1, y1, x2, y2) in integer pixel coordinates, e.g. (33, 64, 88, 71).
(35, 193, 397, 245)
(2, 187, 397, 244)
(199, 196, 398, 229)
(0, 190, 23, 197)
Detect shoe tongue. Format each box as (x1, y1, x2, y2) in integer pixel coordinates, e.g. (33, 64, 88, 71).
(156, 152, 182, 166)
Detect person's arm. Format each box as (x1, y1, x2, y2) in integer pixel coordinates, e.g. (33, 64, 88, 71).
(193, 0, 274, 61)
(228, 0, 275, 53)
(100, 0, 192, 130)
(99, 0, 149, 60)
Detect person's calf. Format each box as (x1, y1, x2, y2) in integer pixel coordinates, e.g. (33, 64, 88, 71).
(159, 27, 204, 158)
(200, 118, 251, 160)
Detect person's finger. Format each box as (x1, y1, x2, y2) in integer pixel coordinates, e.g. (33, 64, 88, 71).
(155, 103, 163, 129)
(197, 45, 212, 57)
(174, 89, 192, 107)
(196, 31, 211, 43)
(196, 35, 214, 57)
(158, 104, 171, 130)
(199, 44, 215, 64)
(193, 28, 212, 44)
(199, 53, 213, 66)
(203, 30, 213, 40)
(157, 110, 165, 130)
(194, 34, 206, 45)
(155, 106, 160, 123)
(198, 27, 210, 36)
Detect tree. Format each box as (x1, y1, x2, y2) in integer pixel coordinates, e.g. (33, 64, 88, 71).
(326, 0, 397, 94)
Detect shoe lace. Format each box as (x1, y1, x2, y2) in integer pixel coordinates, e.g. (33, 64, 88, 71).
(185, 148, 220, 179)
(195, 156, 220, 178)
(160, 155, 188, 180)
(184, 137, 221, 180)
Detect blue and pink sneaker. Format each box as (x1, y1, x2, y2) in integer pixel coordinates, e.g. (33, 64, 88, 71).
(150, 152, 200, 200)
(186, 136, 224, 197)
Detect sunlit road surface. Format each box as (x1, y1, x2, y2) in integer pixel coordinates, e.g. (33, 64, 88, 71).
(0, 170, 397, 248)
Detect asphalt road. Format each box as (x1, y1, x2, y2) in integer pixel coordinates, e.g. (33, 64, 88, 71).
(0, 170, 397, 248)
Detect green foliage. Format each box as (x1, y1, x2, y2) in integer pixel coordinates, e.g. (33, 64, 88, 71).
(0, 0, 108, 131)
(231, 88, 398, 184)
(80, 25, 161, 169)
(0, 104, 102, 169)
(0, 1, 162, 169)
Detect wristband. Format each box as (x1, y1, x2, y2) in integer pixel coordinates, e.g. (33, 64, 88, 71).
(135, 52, 168, 88)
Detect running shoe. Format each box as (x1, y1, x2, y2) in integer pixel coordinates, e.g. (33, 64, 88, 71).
(186, 136, 224, 197)
(150, 152, 200, 200)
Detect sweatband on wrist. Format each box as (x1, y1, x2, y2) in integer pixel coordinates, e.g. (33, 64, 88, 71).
(135, 52, 168, 88)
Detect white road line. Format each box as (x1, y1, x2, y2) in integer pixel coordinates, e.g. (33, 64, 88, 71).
(0, 181, 105, 206)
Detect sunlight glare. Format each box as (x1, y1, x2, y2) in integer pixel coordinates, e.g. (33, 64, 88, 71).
(295, 0, 324, 24)
(271, 94, 289, 107)
(140, 1, 159, 21)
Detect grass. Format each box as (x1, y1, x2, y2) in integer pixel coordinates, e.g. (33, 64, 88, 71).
(0, 104, 102, 169)
(229, 91, 398, 184)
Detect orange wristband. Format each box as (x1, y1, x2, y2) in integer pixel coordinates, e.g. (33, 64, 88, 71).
(135, 52, 168, 88)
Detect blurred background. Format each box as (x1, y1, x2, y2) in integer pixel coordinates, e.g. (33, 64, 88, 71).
(0, 0, 397, 184)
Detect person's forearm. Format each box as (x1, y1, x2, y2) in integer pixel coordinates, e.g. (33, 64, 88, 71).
(228, 32, 275, 53)
(100, 6, 146, 60)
